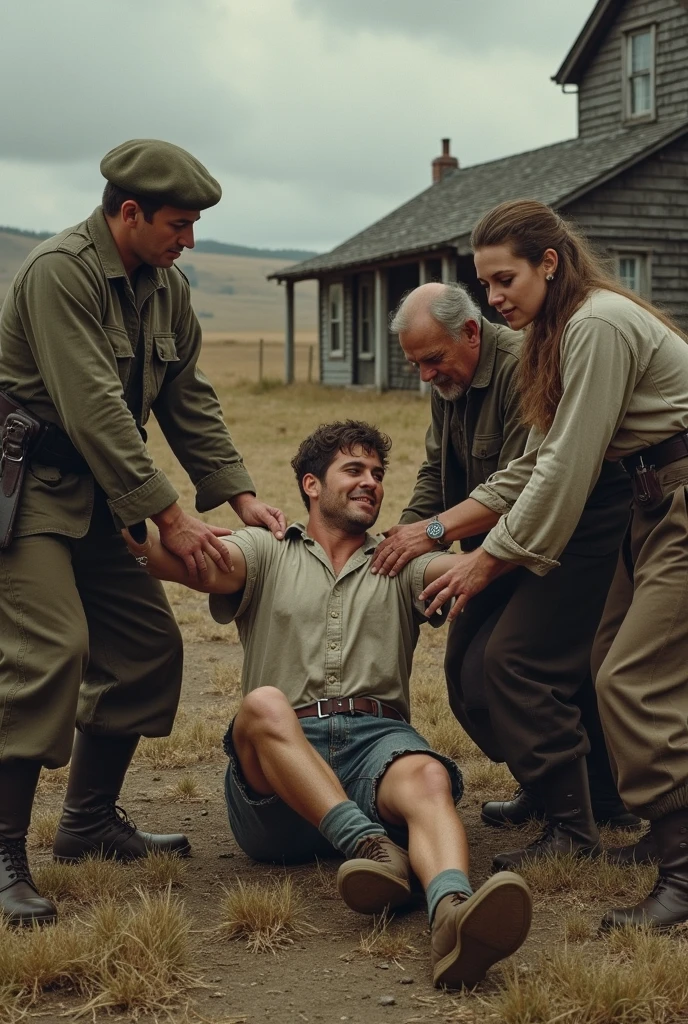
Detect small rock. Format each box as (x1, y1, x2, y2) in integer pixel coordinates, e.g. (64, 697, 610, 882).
(209, 977, 221, 983)
(210, 992, 224, 998)
(399, 977, 414, 985)
(361, 994, 370, 1000)
(378, 995, 395, 1006)
(201, 809, 208, 816)
(152, 776, 161, 782)
(218, 852, 235, 859)
(182, 816, 192, 822)
(376, 962, 390, 970)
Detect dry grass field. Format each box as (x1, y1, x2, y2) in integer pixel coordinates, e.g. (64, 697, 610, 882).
(9, 342, 683, 1024)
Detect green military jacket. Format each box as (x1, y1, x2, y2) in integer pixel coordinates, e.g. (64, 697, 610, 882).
(0, 208, 255, 538)
(399, 319, 527, 539)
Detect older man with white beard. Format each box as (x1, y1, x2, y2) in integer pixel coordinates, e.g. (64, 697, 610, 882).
(370, 283, 640, 861)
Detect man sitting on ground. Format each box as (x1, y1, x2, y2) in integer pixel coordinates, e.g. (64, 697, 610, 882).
(126, 420, 532, 989)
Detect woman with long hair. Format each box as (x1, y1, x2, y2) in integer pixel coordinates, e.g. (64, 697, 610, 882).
(398, 199, 688, 931)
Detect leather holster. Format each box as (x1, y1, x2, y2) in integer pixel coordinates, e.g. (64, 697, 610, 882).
(0, 392, 43, 550)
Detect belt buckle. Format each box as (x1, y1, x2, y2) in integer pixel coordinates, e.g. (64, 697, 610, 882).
(316, 699, 330, 719)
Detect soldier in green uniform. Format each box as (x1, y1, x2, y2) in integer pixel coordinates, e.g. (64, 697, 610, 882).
(0, 139, 285, 926)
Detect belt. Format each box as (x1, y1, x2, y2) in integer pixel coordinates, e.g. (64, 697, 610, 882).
(623, 430, 688, 475)
(294, 697, 405, 723)
(0, 391, 90, 475)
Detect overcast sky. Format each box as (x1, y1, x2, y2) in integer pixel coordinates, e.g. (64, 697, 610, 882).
(0, 0, 595, 251)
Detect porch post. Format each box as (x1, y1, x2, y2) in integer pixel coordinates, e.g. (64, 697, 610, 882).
(418, 259, 429, 396)
(441, 254, 457, 283)
(374, 268, 388, 391)
(284, 279, 295, 384)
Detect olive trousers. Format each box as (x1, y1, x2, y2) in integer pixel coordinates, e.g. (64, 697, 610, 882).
(445, 460, 631, 790)
(592, 457, 688, 820)
(0, 498, 183, 768)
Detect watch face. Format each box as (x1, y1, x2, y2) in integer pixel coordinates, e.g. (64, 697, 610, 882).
(427, 520, 445, 540)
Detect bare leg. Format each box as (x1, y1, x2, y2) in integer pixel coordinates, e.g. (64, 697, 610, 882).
(232, 687, 347, 824)
(376, 754, 469, 888)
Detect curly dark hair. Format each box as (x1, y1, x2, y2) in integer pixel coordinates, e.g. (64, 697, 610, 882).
(291, 420, 392, 510)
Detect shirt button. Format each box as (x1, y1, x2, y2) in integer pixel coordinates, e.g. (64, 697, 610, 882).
(327, 674, 336, 684)
(329, 642, 338, 650)
(330, 611, 339, 618)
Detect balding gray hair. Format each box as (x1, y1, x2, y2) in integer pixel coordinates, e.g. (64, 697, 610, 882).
(390, 282, 481, 340)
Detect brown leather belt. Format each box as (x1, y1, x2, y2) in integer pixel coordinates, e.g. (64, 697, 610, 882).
(623, 430, 688, 474)
(294, 697, 405, 723)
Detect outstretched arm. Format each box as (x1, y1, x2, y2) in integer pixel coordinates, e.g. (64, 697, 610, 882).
(123, 528, 247, 595)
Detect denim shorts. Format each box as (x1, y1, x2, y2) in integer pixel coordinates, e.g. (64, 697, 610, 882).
(223, 710, 464, 864)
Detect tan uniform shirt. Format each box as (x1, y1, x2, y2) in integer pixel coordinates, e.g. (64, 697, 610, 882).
(472, 290, 688, 574)
(0, 208, 254, 537)
(208, 524, 443, 721)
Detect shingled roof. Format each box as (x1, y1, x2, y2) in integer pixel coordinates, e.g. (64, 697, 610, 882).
(271, 114, 688, 282)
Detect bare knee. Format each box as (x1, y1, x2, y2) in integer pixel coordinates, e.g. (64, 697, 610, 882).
(387, 755, 453, 803)
(235, 686, 294, 741)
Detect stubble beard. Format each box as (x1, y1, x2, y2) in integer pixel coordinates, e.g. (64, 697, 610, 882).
(432, 380, 467, 402)
(319, 491, 380, 535)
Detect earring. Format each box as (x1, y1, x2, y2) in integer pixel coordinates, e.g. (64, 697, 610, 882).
(546, 273, 554, 282)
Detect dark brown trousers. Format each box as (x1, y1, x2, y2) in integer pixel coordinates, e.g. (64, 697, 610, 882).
(445, 461, 631, 792)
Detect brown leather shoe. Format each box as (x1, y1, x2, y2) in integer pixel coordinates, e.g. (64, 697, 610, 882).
(431, 872, 532, 989)
(337, 835, 411, 915)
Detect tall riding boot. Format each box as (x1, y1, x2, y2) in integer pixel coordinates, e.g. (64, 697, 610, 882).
(600, 808, 688, 931)
(605, 827, 658, 867)
(53, 732, 191, 862)
(0, 760, 58, 925)
(492, 759, 602, 872)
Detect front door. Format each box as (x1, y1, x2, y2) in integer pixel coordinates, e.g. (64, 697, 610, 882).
(354, 274, 376, 385)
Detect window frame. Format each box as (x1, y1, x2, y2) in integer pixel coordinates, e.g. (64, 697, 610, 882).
(611, 248, 653, 299)
(327, 282, 345, 359)
(356, 274, 375, 361)
(622, 22, 656, 124)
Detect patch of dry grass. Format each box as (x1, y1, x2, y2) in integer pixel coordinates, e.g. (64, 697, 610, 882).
(494, 926, 688, 1024)
(517, 852, 657, 907)
(564, 911, 595, 943)
(217, 875, 315, 953)
(35, 764, 69, 794)
(35, 852, 186, 907)
(135, 714, 224, 769)
(205, 662, 241, 697)
(0, 888, 196, 1021)
(172, 774, 202, 801)
(356, 909, 419, 962)
(27, 809, 60, 849)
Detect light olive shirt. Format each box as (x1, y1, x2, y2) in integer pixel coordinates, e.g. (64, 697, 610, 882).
(208, 524, 443, 720)
(472, 290, 688, 575)
(0, 208, 254, 536)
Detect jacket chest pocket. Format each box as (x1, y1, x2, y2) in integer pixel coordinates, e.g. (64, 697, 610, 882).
(471, 432, 502, 481)
(148, 333, 180, 403)
(105, 327, 134, 388)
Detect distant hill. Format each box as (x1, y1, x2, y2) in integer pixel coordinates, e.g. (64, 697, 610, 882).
(0, 227, 317, 335)
(0, 226, 317, 263)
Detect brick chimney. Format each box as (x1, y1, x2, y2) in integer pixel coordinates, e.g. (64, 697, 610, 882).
(432, 138, 459, 184)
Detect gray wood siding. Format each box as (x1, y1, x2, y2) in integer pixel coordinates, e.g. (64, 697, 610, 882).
(319, 275, 354, 386)
(578, 0, 688, 137)
(565, 133, 688, 326)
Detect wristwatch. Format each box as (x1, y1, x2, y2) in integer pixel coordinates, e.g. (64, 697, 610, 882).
(425, 516, 446, 545)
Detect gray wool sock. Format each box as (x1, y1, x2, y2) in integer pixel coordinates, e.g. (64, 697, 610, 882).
(318, 800, 386, 859)
(426, 869, 473, 924)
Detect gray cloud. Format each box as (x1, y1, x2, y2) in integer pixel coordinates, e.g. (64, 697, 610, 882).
(0, 0, 594, 249)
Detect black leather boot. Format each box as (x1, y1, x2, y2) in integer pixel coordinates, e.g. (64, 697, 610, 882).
(481, 786, 545, 827)
(605, 827, 658, 866)
(0, 760, 58, 926)
(492, 759, 602, 872)
(53, 732, 191, 862)
(600, 809, 688, 931)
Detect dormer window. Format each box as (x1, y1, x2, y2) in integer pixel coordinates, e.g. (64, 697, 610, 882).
(623, 25, 656, 121)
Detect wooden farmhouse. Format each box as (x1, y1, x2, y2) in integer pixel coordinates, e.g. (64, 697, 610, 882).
(272, 0, 688, 390)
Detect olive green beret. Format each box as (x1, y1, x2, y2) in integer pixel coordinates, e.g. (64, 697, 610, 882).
(100, 139, 222, 210)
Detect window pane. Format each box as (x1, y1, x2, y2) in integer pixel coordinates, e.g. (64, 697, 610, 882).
(631, 31, 651, 73)
(331, 322, 341, 351)
(360, 285, 370, 320)
(619, 257, 639, 292)
(631, 73, 652, 114)
(361, 322, 371, 354)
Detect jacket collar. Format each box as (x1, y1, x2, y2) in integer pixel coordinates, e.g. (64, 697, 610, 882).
(86, 207, 166, 290)
(469, 318, 499, 391)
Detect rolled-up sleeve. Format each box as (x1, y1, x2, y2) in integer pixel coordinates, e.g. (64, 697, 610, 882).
(474, 317, 636, 575)
(152, 289, 255, 512)
(17, 253, 178, 526)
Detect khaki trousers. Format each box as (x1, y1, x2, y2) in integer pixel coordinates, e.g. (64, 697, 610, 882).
(592, 457, 688, 819)
(0, 496, 183, 768)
